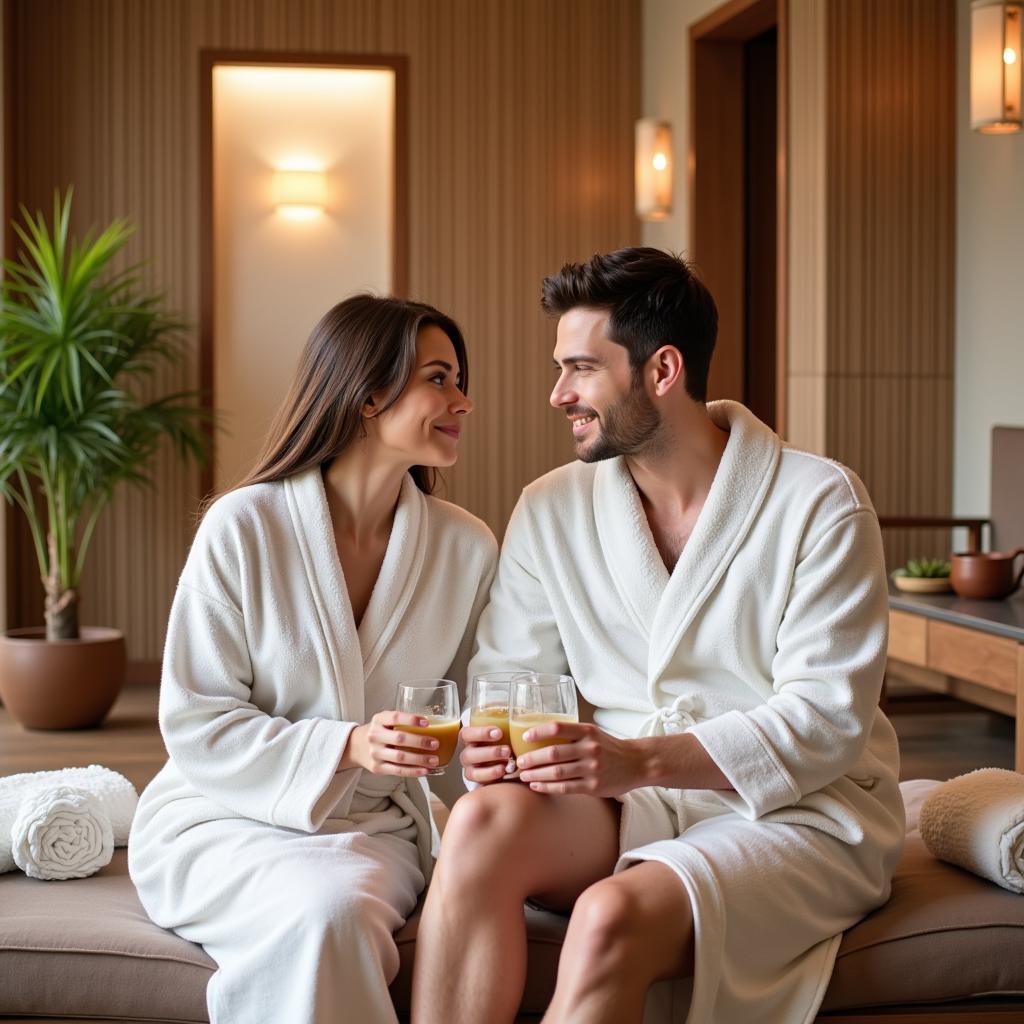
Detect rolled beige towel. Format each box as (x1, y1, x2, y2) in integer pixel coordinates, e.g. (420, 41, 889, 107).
(11, 786, 114, 880)
(919, 767, 1024, 894)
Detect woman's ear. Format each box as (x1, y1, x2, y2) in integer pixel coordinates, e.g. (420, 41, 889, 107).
(361, 394, 378, 419)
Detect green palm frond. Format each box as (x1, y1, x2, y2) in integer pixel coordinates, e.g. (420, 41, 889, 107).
(0, 188, 211, 604)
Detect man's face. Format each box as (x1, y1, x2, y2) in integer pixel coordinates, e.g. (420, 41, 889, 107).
(549, 308, 660, 463)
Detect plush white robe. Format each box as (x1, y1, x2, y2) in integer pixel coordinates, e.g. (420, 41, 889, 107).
(469, 400, 905, 1024)
(129, 468, 496, 1024)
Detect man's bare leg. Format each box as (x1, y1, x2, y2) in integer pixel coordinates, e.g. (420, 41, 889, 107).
(411, 783, 620, 1024)
(543, 861, 694, 1024)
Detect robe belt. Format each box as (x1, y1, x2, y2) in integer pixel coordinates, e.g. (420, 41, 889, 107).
(638, 695, 701, 738)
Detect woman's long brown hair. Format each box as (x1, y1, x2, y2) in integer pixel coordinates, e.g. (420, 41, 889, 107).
(207, 294, 469, 512)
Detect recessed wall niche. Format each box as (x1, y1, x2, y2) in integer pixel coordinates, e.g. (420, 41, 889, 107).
(210, 61, 399, 491)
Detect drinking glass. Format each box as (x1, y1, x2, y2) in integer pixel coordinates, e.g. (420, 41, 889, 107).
(395, 679, 461, 775)
(509, 673, 579, 758)
(467, 672, 520, 745)
(469, 672, 520, 775)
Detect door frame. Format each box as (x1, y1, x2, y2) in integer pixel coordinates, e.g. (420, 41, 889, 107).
(689, 0, 787, 431)
(198, 50, 409, 499)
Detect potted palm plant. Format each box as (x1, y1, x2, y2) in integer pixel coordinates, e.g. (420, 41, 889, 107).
(0, 191, 209, 729)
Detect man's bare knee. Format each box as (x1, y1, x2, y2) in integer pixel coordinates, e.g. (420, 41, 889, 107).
(566, 878, 638, 963)
(564, 868, 694, 985)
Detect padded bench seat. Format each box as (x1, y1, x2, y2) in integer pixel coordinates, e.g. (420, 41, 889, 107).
(2, 781, 1024, 1022)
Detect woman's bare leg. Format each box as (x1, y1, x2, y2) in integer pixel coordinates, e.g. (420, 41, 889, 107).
(543, 861, 694, 1024)
(411, 783, 619, 1024)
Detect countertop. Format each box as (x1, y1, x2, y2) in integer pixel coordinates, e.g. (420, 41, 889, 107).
(888, 581, 1024, 643)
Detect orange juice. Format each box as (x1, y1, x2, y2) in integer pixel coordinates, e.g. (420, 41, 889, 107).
(469, 705, 511, 746)
(401, 717, 461, 766)
(509, 713, 577, 757)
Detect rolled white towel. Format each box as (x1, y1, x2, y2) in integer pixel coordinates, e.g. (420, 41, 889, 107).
(11, 786, 114, 880)
(0, 764, 137, 873)
(919, 767, 1024, 894)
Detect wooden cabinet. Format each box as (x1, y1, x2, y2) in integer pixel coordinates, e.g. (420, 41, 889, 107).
(927, 622, 1018, 697)
(887, 610, 1024, 771)
(888, 611, 927, 667)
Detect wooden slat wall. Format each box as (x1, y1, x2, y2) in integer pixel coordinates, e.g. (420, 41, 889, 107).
(785, 0, 827, 455)
(787, 0, 956, 570)
(6, 0, 641, 662)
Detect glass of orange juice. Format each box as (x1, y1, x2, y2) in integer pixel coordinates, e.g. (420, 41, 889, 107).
(469, 672, 520, 775)
(467, 673, 520, 744)
(396, 680, 461, 775)
(509, 673, 579, 758)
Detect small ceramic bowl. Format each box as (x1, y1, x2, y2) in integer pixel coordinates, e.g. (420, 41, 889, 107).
(891, 575, 952, 594)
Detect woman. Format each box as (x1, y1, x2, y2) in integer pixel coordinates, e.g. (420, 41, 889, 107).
(129, 295, 497, 1024)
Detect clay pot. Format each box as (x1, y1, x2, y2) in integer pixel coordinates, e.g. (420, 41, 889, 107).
(950, 549, 1024, 600)
(0, 627, 126, 729)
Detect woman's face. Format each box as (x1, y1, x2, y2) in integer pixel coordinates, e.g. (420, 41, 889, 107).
(367, 325, 472, 468)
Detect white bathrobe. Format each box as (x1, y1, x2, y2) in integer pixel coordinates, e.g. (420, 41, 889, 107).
(469, 400, 905, 1024)
(129, 468, 496, 1024)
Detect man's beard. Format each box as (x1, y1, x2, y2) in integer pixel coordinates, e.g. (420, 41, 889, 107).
(576, 378, 661, 463)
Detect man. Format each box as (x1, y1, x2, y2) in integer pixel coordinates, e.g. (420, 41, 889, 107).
(411, 247, 904, 1024)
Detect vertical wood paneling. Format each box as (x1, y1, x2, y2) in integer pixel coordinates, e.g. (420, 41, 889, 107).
(788, 0, 955, 569)
(825, 0, 956, 570)
(7, 0, 641, 662)
(785, 0, 826, 453)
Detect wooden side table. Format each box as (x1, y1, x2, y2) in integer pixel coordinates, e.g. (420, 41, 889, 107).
(886, 583, 1024, 771)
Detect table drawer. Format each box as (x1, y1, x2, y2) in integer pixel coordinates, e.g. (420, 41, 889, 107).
(888, 611, 928, 666)
(928, 621, 1019, 696)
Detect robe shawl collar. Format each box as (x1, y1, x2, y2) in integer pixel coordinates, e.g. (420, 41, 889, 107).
(284, 468, 428, 723)
(594, 401, 780, 694)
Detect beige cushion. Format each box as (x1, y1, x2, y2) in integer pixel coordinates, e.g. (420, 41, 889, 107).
(821, 781, 1024, 1011)
(3, 781, 1024, 1021)
(0, 849, 212, 1022)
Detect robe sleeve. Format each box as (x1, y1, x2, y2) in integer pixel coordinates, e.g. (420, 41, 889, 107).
(446, 545, 499, 693)
(688, 508, 889, 820)
(159, 580, 357, 834)
(468, 496, 570, 679)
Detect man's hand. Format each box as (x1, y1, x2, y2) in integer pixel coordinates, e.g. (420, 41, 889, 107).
(459, 726, 514, 785)
(339, 711, 440, 777)
(516, 721, 652, 797)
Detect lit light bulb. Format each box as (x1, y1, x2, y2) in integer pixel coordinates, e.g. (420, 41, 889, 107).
(1005, 47, 1018, 64)
(652, 152, 668, 171)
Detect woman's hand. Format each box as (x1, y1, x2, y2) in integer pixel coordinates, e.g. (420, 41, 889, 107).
(460, 725, 514, 785)
(516, 721, 652, 797)
(339, 711, 440, 777)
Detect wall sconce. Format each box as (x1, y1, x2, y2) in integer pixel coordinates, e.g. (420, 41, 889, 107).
(971, 0, 1022, 134)
(274, 169, 328, 219)
(635, 119, 673, 221)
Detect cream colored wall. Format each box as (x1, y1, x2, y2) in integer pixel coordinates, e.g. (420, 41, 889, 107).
(213, 66, 393, 490)
(641, 0, 722, 254)
(954, 0, 1024, 521)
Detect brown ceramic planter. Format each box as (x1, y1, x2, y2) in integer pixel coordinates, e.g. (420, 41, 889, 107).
(0, 627, 126, 730)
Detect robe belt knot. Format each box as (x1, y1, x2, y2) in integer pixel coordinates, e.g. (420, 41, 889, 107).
(640, 695, 701, 737)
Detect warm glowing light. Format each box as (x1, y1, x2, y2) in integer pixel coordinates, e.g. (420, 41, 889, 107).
(635, 120, 673, 221)
(273, 169, 328, 215)
(971, 1, 1022, 133)
(277, 205, 322, 221)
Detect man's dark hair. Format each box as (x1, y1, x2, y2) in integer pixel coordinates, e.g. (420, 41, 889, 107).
(541, 247, 718, 402)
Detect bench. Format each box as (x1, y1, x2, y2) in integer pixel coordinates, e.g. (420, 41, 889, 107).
(2, 780, 1023, 1022)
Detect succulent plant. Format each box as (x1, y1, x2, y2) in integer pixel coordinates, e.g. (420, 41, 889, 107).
(892, 558, 951, 579)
